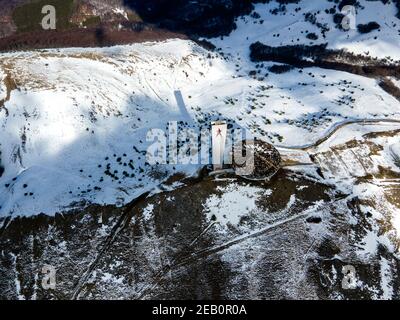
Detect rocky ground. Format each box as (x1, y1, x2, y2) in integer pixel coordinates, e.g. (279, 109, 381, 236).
(1, 125, 400, 299)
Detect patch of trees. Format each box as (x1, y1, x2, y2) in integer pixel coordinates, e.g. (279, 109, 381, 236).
(338, 0, 360, 11)
(0, 147, 4, 178)
(123, 0, 257, 37)
(249, 41, 400, 79)
(0, 27, 186, 52)
(306, 32, 318, 40)
(357, 22, 380, 34)
(395, 0, 400, 19)
(250, 41, 329, 65)
(268, 64, 294, 74)
(378, 78, 400, 101)
(304, 12, 329, 37)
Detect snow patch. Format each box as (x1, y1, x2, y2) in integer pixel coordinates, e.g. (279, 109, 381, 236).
(203, 184, 268, 226)
(379, 257, 394, 299)
(142, 203, 154, 221)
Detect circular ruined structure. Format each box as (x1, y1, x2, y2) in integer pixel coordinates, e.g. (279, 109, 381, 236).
(231, 139, 282, 181)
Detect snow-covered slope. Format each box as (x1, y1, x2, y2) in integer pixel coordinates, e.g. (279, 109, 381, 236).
(0, 40, 208, 217)
(1, 1, 400, 301)
(0, 36, 400, 218)
(1, 0, 400, 219)
(211, 0, 400, 61)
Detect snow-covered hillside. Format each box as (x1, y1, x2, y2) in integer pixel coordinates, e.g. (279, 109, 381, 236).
(0, 36, 399, 218)
(1, 0, 400, 220)
(211, 0, 400, 60)
(1, 0, 400, 301)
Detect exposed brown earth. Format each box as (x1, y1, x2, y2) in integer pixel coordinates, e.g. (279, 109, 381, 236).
(0, 73, 17, 115)
(0, 27, 188, 52)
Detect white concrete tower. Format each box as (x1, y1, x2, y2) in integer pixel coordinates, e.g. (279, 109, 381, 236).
(211, 121, 227, 171)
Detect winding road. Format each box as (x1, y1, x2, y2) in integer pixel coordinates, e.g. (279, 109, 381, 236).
(276, 118, 400, 151)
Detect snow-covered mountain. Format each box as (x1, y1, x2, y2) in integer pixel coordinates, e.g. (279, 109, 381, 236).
(0, 36, 399, 217)
(1, 0, 400, 300)
(2, 0, 400, 217)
